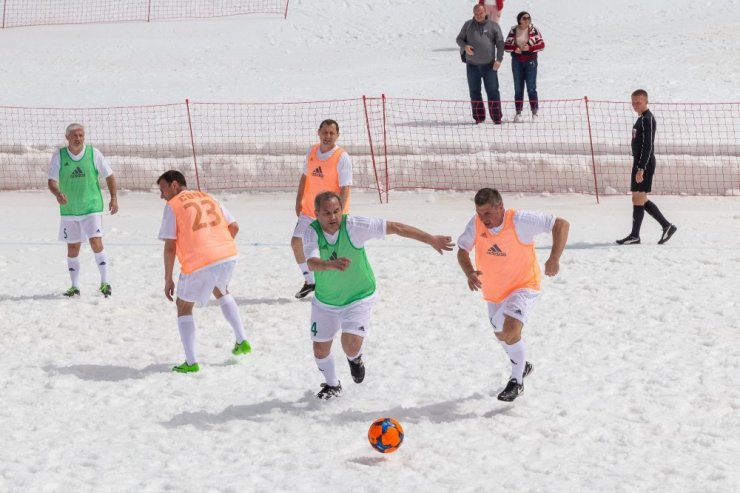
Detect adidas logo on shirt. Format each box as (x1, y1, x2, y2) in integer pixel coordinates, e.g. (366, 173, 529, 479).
(487, 244, 506, 256)
(70, 166, 85, 178)
(312, 166, 324, 178)
(329, 251, 338, 260)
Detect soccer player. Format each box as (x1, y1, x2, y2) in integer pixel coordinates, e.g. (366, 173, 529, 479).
(304, 191, 454, 399)
(157, 170, 251, 373)
(47, 123, 118, 298)
(616, 89, 677, 245)
(291, 119, 352, 299)
(457, 188, 569, 402)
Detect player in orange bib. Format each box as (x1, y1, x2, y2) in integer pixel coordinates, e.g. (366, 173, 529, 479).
(457, 188, 569, 402)
(157, 170, 251, 373)
(291, 119, 352, 299)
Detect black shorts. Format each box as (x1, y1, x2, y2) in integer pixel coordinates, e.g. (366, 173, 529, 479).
(630, 166, 654, 192)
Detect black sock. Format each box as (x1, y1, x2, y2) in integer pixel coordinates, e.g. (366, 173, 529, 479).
(644, 200, 670, 229)
(631, 205, 645, 237)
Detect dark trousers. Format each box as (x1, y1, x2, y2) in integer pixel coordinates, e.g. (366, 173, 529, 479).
(466, 63, 502, 123)
(512, 57, 538, 113)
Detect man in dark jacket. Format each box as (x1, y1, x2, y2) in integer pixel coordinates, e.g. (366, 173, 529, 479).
(456, 4, 505, 124)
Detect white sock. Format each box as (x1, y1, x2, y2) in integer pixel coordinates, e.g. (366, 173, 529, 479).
(315, 354, 339, 386)
(299, 262, 315, 284)
(94, 250, 108, 284)
(67, 257, 80, 287)
(219, 294, 246, 343)
(177, 315, 197, 365)
(501, 340, 527, 384)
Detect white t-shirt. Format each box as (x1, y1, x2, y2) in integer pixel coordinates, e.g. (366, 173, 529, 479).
(158, 199, 236, 241)
(303, 145, 353, 187)
(48, 145, 113, 181)
(458, 210, 555, 252)
(303, 215, 386, 260)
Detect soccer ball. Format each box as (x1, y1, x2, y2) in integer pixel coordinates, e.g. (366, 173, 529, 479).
(367, 417, 404, 453)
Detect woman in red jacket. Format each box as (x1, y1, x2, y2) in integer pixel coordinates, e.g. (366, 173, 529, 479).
(478, 0, 504, 27)
(504, 11, 545, 122)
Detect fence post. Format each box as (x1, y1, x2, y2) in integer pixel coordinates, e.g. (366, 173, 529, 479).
(147, 0, 152, 22)
(184, 98, 202, 191)
(2, 0, 7, 29)
(381, 94, 389, 203)
(362, 95, 384, 204)
(583, 96, 600, 204)
(284, 0, 290, 19)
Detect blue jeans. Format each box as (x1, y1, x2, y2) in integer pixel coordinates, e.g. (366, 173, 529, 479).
(466, 63, 502, 123)
(512, 57, 538, 113)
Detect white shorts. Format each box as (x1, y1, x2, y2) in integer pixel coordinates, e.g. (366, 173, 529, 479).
(487, 290, 541, 332)
(58, 214, 103, 243)
(292, 214, 314, 238)
(310, 295, 376, 342)
(177, 260, 237, 305)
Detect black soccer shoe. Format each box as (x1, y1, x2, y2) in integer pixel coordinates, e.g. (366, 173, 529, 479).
(348, 356, 365, 384)
(295, 282, 315, 299)
(658, 224, 677, 245)
(523, 361, 533, 378)
(497, 378, 524, 402)
(316, 381, 342, 400)
(616, 234, 641, 245)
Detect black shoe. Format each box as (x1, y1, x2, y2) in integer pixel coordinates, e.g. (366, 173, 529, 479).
(616, 234, 641, 245)
(658, 224, 677, 244)
(523, 361, 533, 378)
(497, 378, 523, 402)
(316, 381, 342, 400)
(348, 356, 365, 384)
(295, 282, 315, 299)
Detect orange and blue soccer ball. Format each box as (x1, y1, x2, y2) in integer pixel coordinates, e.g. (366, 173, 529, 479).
(368, 417, 404, 453)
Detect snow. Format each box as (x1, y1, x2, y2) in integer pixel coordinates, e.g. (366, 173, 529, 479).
(1, 0, 739, 491)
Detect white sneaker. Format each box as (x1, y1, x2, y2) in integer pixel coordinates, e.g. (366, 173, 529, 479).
(531, 113, 538, 122)
(513, 114, 523, 123)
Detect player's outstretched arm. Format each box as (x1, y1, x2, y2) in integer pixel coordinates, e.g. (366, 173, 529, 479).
(386, 221, 454, 254)
(307, 256, 351, 272)
(457, 248, 482, 291)
(544, 217, 569, 277)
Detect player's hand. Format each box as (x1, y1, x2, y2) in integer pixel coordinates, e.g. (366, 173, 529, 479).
(164, 279, 175, 301)
(465, 45, 475, 56)
(514, 47, 522, 54)
(636, 169, 645, 183)
(544, 258, 560, 276)
(56, 192, 68, 205)
(429, 236, 454, 254)
(493, 60, 502, 71)
(466, 270, 482, 291)
(109, 197, 119, 215)
(331, 257, 351, 271)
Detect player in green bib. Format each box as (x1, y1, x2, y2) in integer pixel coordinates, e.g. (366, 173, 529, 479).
(47, 123, 118, 298)
(303, 191, 454, 399)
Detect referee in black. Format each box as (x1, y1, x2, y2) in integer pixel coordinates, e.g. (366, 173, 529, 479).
(616, 89, 677, 245)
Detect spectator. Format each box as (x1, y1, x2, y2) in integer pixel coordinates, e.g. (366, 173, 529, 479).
(457, 4, 505, 124)
(478, 0, 504, 27)
(504, 11, 545, 122)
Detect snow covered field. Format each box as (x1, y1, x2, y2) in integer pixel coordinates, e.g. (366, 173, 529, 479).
(1, 0, 739, 491)
(1, 191, 738, 492)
